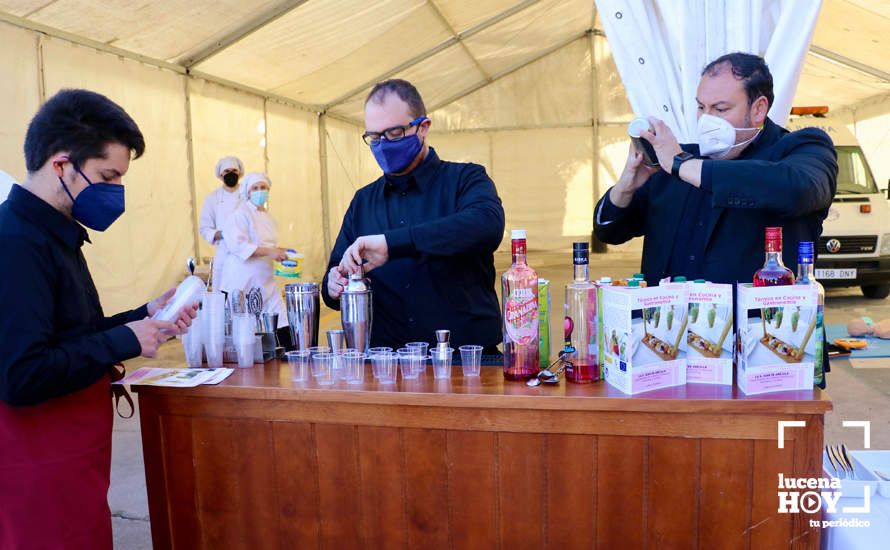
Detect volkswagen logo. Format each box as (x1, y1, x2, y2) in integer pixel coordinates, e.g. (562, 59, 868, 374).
(826, 238, 842, 253)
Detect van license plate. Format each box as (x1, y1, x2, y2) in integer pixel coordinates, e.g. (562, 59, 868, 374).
(815, 268, 857, 279)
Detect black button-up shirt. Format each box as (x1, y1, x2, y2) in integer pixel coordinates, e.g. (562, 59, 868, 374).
(322, 148, 505, 350)
(665, 183, 709, 280)
(0, 185, 144, 406)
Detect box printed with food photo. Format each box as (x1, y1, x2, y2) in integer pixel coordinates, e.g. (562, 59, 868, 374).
(599, 285, 687, 395)
(685, 282, 734, 385)
(736, 284, 817, 395)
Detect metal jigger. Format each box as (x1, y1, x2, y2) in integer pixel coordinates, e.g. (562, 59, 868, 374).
(435, 329, 450, 359)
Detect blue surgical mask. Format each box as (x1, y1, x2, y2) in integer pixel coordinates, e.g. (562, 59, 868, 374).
(58, 164, 125, 231)
(249, 190, 269, 207)
(370, 118, 426, 174)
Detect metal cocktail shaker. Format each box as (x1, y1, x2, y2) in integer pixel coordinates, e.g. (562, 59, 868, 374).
(285, 283, 320, 351)
(341, 271, 372, 353)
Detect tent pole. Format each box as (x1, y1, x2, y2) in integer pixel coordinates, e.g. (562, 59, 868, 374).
(318, 114, 332, 260)
(591, 28, 606, 254)
(262, 99, 271, 175)
(183, 78, 203, 266)
(35, 34, 46, 103)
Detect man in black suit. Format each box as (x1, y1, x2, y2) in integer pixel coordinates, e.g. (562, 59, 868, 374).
(594, 52, 838, 286)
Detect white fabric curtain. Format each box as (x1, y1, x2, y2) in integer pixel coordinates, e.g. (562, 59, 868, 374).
(595, 0, 822, 141)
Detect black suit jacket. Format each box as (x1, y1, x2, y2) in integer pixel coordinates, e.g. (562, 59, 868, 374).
(594, 118, 838, 286)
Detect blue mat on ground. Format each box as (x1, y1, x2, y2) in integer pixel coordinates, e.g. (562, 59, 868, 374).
(826, 324, 890, 359)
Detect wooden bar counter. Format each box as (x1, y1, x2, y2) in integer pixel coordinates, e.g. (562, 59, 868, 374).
(134, 360, 831, 549)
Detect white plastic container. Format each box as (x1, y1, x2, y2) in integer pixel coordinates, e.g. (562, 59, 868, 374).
(152, 275, 205, 323)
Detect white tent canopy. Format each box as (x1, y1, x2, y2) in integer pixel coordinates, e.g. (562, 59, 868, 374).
(1, 0, 890, 314)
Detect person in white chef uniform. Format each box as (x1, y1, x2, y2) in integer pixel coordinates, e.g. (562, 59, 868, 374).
(199, 155, 244, 290)
(221, 172, 291, 345)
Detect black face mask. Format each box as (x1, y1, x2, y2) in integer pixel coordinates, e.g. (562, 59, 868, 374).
(222, 172, 239, 187)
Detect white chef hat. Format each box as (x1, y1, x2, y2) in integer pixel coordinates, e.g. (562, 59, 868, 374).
(215, 156, 244, 179)
(240, 172, 272, 201)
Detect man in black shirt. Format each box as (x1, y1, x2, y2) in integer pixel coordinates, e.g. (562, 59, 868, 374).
(594, 53, 838, 285)
(323, 79, 505, 352)
(0, 89, 195, 549)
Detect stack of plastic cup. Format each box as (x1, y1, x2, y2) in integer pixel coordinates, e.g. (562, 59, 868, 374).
(342, 351, 366, 385)
(459, 345, 483, 377)
(181, 315, 203, 368)
(431, 347, 454, 380)
(202, 291, 226, 368)
(313, 352, 335, 386)
(286, 350, 311, 382)
(232, 313, 256, 368)
(397, 347, 423, 380)
(370, 351, 397, 384)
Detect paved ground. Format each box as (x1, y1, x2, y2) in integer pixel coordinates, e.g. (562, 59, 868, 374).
(111, 250, 890, 548)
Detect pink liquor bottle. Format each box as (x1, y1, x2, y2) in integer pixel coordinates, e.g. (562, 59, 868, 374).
(502, 229, 539, 380)
(753, 227, 795, 286)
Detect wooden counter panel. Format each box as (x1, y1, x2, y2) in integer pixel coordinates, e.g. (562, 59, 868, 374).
(648, 437, 698, 549)
(270, 422, 320, 547)
(596, 435, 645, 549)
(447, 431, 498, 550)
(546, 434, 596, 549)
(135, 361, 828, 549)
(356, 426, 404, 549)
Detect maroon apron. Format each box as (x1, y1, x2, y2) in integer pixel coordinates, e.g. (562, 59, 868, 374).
(0, 375, 113, 550)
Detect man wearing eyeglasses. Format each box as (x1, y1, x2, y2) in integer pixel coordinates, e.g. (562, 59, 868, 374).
(322, 79, 505, 354)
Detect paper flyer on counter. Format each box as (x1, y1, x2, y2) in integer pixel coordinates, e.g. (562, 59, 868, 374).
(113, 367, 234, 387)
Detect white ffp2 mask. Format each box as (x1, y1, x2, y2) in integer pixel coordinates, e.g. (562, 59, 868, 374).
(696, 113, 760, 159)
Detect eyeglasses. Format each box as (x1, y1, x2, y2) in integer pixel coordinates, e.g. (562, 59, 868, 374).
(362, 117, 427, 146)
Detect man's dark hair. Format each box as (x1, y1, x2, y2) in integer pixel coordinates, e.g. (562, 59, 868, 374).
(365, 79, 427, 119)
(24, 89, 145, 173)
(702, 52, 774, 109)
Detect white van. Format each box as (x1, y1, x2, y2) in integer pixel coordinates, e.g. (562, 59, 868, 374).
(786, 113, 890, 299)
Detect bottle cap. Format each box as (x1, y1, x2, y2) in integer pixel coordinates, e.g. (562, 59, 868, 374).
(628, 117, 652, 138)
(765, 227, 783, 252)
(573, 241, 589, 265)
(511, 229, 527, 240)
(598, 277, 612, 284)
(673, 276, 687, 282)
(694, 279, 706, 283)
(628, 279, 640, 287)
(798, 241, 814, 264)
(633, 273, 645, 279)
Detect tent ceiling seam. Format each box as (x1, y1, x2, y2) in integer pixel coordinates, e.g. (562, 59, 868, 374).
(428, 0, 491, 80)
(179, 0, 311, 68)
(186, 69, 321, 113)
(0, 9, 186, 74)
(23, 0, 57, 19)
(320, 0, 541, 111)
(809, 45, 890, 83)
(427, 29, 592, 113)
